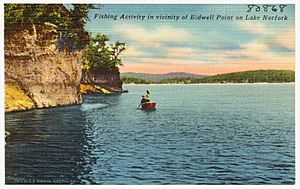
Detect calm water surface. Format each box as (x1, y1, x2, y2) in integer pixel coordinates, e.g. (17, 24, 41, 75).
(5, 84, 295, 184)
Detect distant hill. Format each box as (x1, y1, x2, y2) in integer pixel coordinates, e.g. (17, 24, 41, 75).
(159, 70, 295, 84)
(121, 72, 207, 82)
(121, 70, 295, 84)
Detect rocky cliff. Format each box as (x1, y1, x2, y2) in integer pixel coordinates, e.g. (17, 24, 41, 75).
(5, 23, 83, 112)
(81, 68, 123, 93)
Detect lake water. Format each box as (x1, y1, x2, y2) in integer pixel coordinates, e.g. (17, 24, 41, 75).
(5, 84, 295, 184)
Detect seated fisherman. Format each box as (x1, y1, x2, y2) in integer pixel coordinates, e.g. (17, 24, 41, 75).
(139, 95, 149, 107)
(140, 96, 148, 104)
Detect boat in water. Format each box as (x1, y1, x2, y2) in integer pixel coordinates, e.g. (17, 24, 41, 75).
(141, 102, 156, 110)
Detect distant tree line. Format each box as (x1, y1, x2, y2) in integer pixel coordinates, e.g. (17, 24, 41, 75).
(121, 77, 154, 84)
(122, 70, 295, 84)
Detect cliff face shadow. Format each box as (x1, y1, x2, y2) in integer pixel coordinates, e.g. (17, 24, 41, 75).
(5, 106, 91, 184)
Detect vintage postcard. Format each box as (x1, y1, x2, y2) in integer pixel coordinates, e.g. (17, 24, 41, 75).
(2, 0, 297, 187)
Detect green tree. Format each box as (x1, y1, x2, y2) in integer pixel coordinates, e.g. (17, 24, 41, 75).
(4, 4, 95, 50)
(67, 4, 95, 49)
(5, 4, 69, 29)
(83, 33, 126, 71)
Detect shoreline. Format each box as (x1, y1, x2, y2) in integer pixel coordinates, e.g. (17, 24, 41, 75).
(123, 82, 295, 85)
(5, 82, 294, 113)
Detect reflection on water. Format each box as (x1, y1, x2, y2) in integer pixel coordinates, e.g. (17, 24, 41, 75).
(5, 84, 295, 184)
(6, 106, 89, 184)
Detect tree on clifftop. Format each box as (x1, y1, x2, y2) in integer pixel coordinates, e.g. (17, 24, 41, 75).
(83, 33, 126, 72)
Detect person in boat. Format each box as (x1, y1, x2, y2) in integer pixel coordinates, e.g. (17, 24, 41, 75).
(139, 95, 148, 107)
(140, 96, 148, 104)
(145, 90, 151, 101)
(139, 90, 151, 107)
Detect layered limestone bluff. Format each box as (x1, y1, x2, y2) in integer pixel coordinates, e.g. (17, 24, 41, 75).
(81, 68, 123, 94)
(5, 23, 83, 112)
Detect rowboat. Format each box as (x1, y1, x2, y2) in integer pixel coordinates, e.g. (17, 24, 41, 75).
(141, 102, 156, 110)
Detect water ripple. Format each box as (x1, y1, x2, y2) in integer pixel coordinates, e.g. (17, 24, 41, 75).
(5, 84, 295, 184)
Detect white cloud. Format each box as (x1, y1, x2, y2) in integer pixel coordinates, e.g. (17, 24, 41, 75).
(112, 24, 192, 48)
(121, 46, 144, 58)
(117, 22, 294, 73)
(166, 48, 200, 58)
(220, 41, 294, 66)
(274, 27, 295, 50)
(236, 22, 271, 35)
(236, 21, 295, 51)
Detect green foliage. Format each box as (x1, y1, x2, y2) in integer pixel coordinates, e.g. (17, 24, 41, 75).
(67, 4, 95, 49)
(194, 70, 295, 83)
(83, 33, 126, 71)
(122, 70, 295, 84)
(121, 77, 153, 84)
(158, 77, 199, 84)
(121, 72, 205, 82)
(5, 4, 67, 28)
(4, 4, 95, 50)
